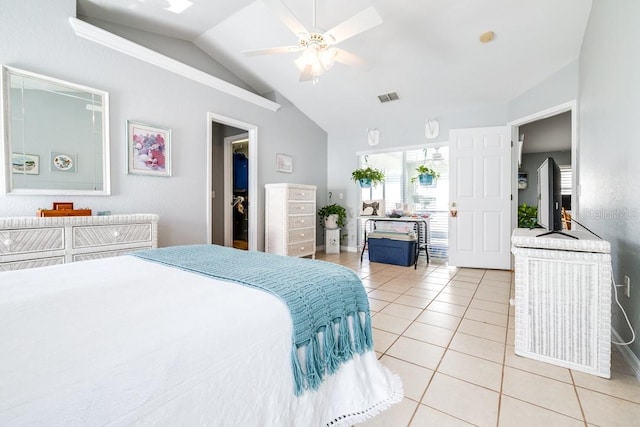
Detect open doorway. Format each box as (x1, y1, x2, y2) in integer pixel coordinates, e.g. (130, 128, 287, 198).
(206, 112, 258, 250)
(509, 101, 577, 234)
(226, 134, 249, 250)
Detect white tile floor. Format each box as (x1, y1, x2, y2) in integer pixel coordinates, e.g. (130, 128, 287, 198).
(316, 251, 640, 427)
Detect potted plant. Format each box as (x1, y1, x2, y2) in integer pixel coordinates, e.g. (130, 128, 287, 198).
(318, 203, 347, 229)
(518, 203, 538, 228)
(410, 165, 440, 186)
(351, 166, 385, 188)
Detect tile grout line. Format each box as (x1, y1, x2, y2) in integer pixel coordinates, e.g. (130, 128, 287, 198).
(495, 273, 514, 427)
(406, 268, 487, 426)
(368, 259, 460, 425)
(568, 369, 589, 426)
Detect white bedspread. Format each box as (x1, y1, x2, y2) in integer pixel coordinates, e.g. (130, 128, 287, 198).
(0, 256, 401, 426)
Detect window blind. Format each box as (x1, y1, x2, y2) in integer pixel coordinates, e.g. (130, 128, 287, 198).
(560, 165, 572, 195)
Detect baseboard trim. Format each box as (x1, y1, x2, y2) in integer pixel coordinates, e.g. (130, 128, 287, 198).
(612, 327, 640, 380)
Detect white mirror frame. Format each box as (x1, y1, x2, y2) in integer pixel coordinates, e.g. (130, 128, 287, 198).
(0, 66, 110, 196)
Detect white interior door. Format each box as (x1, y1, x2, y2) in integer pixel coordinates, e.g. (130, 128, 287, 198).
(448, 126, 512, 269)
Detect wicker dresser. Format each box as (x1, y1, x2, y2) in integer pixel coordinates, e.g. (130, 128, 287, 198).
(511, 228, 611, 378)
(0, 214, 158, 271)
(265, 183, 316, 258)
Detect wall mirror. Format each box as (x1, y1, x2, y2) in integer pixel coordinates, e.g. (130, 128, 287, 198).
(1, 66, 110, 195)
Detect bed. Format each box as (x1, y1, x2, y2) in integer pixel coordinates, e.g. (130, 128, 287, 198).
(0, 245, 402, 426)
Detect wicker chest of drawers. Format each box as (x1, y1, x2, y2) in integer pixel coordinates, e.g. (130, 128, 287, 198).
(265, 183, 316, 258)
(0, 214, 158, 271)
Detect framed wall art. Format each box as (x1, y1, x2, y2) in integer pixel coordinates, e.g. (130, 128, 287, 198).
(11, 153, 39, 175)
(127, 120, 172, 177)
(518, 172, 528, 189)
(276, 153, 293, 173)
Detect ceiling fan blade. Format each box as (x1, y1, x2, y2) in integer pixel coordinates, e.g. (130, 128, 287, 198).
(243, 46, 303, 56)
(299, 64, 314, 82)
(262, 0, 309, 36)
(324, 6, 383, 44)
(333, 48, 366, 67)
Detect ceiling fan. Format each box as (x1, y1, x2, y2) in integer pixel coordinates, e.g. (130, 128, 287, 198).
(243, 0, 383, 82)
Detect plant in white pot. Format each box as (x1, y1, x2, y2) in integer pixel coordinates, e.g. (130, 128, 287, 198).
(317, 203, 347, 229)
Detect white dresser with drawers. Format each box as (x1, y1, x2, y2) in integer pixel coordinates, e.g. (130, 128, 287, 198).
(0, 214, 158, 271)
(265, 183, 316, 258)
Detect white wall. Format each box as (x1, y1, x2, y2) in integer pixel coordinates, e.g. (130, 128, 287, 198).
(507, 60, 580, 123)
(0, 0, 327, 250)
(579, 0, 640, 361)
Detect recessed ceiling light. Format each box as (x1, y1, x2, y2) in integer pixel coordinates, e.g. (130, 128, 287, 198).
(479, 31, 495, 43)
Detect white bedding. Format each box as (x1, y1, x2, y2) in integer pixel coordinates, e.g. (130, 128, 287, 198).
(0, 255, 401, 426)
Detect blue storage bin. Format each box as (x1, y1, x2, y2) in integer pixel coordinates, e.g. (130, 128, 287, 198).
(367, 232, 417, 266)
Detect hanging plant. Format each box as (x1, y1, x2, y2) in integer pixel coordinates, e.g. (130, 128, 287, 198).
(351, 166, 385, 188)
(410, 164, 440, 185)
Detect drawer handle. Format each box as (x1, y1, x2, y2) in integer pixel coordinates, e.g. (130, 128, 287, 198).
(3, 239, 12, 246)
(300, 247, 304, 251)
(113, 231, 120, 237)
(300, 233, 305, 237)
(300, 219, 305, 223)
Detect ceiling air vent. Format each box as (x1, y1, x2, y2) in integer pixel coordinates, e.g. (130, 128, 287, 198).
(377, 92, 399, 103)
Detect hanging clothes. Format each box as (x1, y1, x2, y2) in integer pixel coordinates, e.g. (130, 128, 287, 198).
(233, 153, 248, 191)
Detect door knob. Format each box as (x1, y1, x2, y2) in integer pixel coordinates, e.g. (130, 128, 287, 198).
(450, 203, 458, 217)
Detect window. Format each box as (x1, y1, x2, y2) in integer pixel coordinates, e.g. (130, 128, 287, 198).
(559, 164, 572, 195)
(358, 147, 449, 258)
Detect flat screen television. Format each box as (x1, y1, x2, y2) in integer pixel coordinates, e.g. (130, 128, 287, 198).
(536, 157, 576, 238)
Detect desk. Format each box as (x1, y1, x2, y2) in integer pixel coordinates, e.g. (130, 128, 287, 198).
(360, 217, 429, 268)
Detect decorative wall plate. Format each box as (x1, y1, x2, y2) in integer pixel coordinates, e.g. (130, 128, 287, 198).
(53, 154, 73, 171)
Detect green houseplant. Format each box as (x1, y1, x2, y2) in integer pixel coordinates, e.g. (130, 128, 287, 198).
(410, 165, 440, 185)
(317, 203, 347, 229)
(518, 203, 538, 228)
(351, 166, 385, 188)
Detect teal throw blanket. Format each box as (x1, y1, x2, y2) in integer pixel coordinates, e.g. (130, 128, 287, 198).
(132, 245, 373, 395)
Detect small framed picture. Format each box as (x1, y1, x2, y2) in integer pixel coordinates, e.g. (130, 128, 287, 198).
(127, 120, 172, 177)
(50, 152, 77, 173)
(361, 199, 385, 217)
(276, 153, 293, 173)
(518, 172, 528, 189)
(11, 153, 39, 175)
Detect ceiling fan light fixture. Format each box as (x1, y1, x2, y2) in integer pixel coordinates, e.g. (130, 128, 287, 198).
(247, 1, 382, 83)
(294, 45, 337, 77)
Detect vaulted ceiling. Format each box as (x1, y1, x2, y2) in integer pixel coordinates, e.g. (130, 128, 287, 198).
(78, 0, 592, 137)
